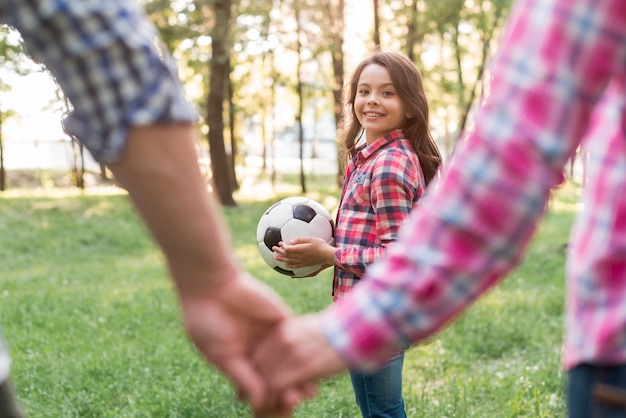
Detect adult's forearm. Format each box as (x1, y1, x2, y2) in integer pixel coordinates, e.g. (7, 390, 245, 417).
(108, 124, 239, 297)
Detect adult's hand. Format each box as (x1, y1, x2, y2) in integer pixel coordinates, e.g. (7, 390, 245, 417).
(252, 314, 348, 416)
(181, 272, 293, 414)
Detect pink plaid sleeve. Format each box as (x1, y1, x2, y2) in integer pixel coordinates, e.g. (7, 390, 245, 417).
(321, 0, 626, 370)
(564, 75, 626, 370)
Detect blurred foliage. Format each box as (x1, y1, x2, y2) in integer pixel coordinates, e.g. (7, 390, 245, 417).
(138, 0, 513, 152)
(0, 1, 516, 194)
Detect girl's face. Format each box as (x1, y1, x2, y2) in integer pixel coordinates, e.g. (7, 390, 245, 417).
(354, 63, 410, 145)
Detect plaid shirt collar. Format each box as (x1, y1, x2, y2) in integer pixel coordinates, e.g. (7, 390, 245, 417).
(351, 129, 407, 171)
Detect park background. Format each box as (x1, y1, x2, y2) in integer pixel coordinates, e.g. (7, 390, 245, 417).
(1, 0, 580, 416)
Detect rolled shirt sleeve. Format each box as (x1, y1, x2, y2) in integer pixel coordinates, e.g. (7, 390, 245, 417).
(1, 0, 197, 163)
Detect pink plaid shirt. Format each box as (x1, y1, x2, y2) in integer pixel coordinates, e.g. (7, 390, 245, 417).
(333, 129, 425, 300)
(321, 0, 626, 372)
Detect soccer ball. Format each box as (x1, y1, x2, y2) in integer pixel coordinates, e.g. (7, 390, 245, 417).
(256, 196, 335, 278)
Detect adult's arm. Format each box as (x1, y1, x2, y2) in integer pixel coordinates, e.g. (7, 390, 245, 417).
(252, 0, 626, 400)
(323, 0, 626, 371)
(1, 1, 293, 412)
(108, 124, 292, 412)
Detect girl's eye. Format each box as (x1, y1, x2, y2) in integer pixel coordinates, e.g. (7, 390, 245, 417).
(383, 90, 394, 96)
(358, 89, 369, 95)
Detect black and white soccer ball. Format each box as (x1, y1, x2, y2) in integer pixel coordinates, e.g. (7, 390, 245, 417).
(256, 196, 335, 278)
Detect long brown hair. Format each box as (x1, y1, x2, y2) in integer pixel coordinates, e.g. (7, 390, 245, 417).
(342, 51, 442, 186)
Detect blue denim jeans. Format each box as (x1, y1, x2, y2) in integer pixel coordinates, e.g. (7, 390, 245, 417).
(568, 364, 626, 417)
(349, 352, 406, 418)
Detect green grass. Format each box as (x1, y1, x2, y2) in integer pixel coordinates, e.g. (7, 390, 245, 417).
(0, 175, 576, 417)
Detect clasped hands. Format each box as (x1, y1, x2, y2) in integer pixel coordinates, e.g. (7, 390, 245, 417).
(182, 269, 346, 418)
(242, 237, 344, 415)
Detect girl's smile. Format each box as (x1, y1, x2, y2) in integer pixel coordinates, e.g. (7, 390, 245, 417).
(363, 112, 385, 118)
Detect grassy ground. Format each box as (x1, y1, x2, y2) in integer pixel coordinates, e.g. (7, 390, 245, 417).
(0, 173, 577, 417)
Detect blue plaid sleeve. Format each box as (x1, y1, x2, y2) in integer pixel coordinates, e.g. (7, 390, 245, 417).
(1, 0, 198, 163)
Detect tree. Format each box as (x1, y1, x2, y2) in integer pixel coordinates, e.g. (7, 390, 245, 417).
(143, 0, 518, 194)
(54, 86, 87, 189)
(293, 2, 307, 193)
(370, 0, 512, 154)
(405, 0, 420, 62)
(143, 0, 198, 52)
(372, 0, 381, 48)
(144, 0, 238, 204)
(456, 0, 508, 133)
(0, 27, 30, 191)
(320, 0, 346, 186)
(227, 62, 239, 191)
(207, 0, 237, 206)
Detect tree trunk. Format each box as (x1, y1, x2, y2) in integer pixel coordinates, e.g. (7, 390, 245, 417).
(373, 0, 381, 48)
(227, 62, 239, 191)
(405, 0, 418, 61)
(79, 142, 85, 189)
(71, 138, 85, 189)
(270, 66, 277, 187)
(323, 0, 346, 187)
(458, 0, 505, 134)
(0, 111, 5, 191)
(207, 0, 236, 207)
(295, 6, 307, 194)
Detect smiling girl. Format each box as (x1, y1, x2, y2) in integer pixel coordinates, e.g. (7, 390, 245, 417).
(274, 51, 442, 417)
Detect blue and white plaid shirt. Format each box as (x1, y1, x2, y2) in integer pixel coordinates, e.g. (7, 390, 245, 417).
(0, 0, 197, 163)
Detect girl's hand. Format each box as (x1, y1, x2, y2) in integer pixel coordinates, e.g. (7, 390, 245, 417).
(273, 237, 335, 269)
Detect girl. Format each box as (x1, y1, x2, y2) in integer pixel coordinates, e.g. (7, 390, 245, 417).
(274, 51, 442, 418)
